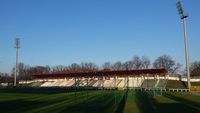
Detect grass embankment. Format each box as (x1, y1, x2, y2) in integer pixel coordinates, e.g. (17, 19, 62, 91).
(166, 80, 187, 88)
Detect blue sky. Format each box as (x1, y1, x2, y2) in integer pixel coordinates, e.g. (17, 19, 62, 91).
(0, 0, 200, 73)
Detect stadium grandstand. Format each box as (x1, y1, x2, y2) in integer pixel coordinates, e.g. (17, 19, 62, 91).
(30, 68, 168, 90)
(2, 68, 200, 92)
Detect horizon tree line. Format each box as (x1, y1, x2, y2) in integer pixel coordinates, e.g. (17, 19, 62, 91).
(1, 54, 200, 83)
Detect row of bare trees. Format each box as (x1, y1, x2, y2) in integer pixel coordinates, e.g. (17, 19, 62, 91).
(9, 62, 100, 81)
(15, 55, 180, 81)
(103, 56, 151, 70)
(1, 54, 199, 83)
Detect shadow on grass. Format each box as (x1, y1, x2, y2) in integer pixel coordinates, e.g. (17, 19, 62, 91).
(0, 87, 72, 94)
(134, 91, 156, 113)
(163, 93, 200, 111)
(0, 90, 96, 113)
(0, 87, 106, 94)
(59, 91, 116, 113)
(0, 100, 45, 113)
(115, 90, 128, 113)
(135, 91, 199, 113)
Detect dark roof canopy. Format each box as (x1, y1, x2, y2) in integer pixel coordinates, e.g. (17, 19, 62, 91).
(32, 68, 168, 79)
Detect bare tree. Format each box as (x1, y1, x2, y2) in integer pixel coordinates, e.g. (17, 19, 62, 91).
(123, 61, 134, 69)
(132, 56, 142, 69)
(112, 61, 123, 70)
(141, 56, 151, 68)
(52, 65, 65, 72)
(88, 62, 99, 70)
(81, 62, 98, 71)
(0, 72, 12, 84)
(18, 62, 25, 77)
(29, 66, 50, 73)
(153, 55, 180, 74)
(190, 61, 200, 77)
(45, 65, 51, 72)
(102, 62, 112, 69)
(18, 63, 30, 81)
(69, 63, 81, 71)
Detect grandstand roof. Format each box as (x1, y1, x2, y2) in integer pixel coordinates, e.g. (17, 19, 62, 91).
(32, 68, 168, 79)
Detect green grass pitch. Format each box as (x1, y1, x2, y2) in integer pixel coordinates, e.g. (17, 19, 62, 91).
(0, 88, 200, 113)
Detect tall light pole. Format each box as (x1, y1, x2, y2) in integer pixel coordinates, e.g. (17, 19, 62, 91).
(14, 38, 20, 86)
(176, 0, 190, 89)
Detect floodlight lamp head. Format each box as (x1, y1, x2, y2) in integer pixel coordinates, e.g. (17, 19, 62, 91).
(15, 38, 20, 48)
(176, 1, 188, 19)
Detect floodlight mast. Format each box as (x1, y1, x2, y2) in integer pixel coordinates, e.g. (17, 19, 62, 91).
(14, 38, 20, 86)
(176, 1, 190, 89)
